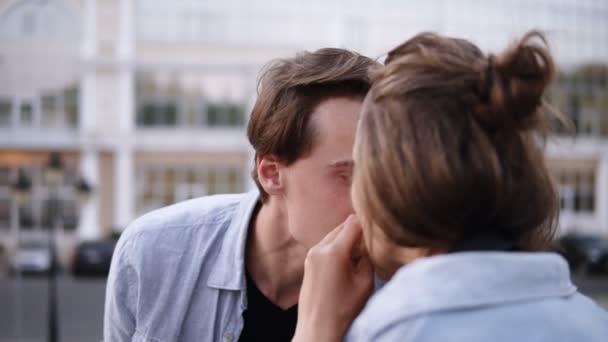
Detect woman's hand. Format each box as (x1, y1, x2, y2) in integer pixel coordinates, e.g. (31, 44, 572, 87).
(292, 215, 374, 342)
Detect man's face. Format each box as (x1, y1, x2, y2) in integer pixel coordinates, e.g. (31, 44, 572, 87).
(282, 96, 362, 248)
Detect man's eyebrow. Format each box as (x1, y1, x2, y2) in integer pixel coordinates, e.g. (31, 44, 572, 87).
(328, 159, 354, 169)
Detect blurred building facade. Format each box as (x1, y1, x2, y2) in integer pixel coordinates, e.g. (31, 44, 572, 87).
(0, 0, 607, 260)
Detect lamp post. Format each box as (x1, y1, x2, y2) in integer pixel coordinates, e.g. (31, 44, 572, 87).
(43, 152, 92, 342)
(11, 168, 32, 341)
(45, 152, 62, 342)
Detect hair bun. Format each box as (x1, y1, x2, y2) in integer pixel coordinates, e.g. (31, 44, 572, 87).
(474, 31, 555, 134)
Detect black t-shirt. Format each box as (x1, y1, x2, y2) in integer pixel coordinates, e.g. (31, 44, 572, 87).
(238, 271, 298, 342)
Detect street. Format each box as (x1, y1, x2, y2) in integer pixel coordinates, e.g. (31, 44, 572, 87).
(0, 275, 106, 342)
(0, 274, 607, 342)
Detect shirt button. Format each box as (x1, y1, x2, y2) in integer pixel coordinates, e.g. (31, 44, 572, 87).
(224, 332, 234, 341)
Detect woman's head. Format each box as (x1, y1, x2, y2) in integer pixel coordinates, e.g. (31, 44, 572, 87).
(352, 31, 560, 278)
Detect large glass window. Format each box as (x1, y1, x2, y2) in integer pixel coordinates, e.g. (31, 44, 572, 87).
(136, 72, 246, 129)
(136, 164, 246, 215)
(555, 168, 596, 214)
(0, 164, 80, 233)
(551, 65, 608, 137)
(0, 85, 79, 130)
(137, 100, 178, 126)
(41, 92, 58, 127)
(207, 103, 244, 127)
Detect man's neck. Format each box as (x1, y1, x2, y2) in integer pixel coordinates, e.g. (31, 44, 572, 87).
(246, 200, 307, 310)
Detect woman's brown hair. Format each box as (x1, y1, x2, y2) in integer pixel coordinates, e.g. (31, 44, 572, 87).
(354, 31, 560, 251)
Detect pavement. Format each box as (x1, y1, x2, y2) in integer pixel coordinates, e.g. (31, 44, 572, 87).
(0, 273, 106, 342)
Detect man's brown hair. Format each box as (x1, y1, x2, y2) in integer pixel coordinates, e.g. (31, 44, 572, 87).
(354, 31, 562, 252)
(247, 48, 376, 201)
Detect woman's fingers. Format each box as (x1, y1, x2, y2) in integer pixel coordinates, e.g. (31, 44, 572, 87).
(294, 214, 374, 342)
(334, 215, 364, 256)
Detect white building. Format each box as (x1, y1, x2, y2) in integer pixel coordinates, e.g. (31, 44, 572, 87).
(0, 0, 607, 264)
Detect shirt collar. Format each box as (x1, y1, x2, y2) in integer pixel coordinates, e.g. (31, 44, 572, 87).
(369, 252, 577, 318)
(206, 189, 260, 291)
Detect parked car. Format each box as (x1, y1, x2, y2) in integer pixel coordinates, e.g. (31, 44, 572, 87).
(71, 240, 116, 277)
(556, 233, 608, 275)
(10, 240, 53, 275)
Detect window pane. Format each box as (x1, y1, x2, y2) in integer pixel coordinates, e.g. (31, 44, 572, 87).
(163, 169, 175, 204)
(228, 168, 241, 193)
(20, 102, 33, 126)
(206, 169, 216, 194)
(207, 103, 244, 127)
(0, 167, 10, 186)
(228, 105, 244, 126)
(41, 198, 56, 228)
(581, 172, 596, 212)
(186, 169, 197, 184)
(163, 103, 177, 125)
(207, 104, 222, 126)
(64, 86, 79, 127)
(0, 198, 9, 229)
(41, 93, 58, 127)
(137, 101, 178, 126)
(62, 200, 78, 231)
(142, 170, 155, 204)
(138, 102, 157, 125)
(0, 99, 11, 127)
(19, 203, 34, 230)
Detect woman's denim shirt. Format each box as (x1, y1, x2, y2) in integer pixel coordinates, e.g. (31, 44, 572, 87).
(346, 252, 608, 341)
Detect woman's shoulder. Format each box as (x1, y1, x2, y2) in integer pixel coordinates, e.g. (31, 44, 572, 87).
(347, 253, 608, 341)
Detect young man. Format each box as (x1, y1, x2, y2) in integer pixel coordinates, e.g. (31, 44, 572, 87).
(104, 48, 376, 342)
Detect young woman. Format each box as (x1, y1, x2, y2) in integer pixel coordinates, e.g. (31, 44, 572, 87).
(293, 31, 608, 342)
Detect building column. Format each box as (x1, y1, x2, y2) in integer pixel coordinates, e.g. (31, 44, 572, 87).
(596, 154, 608, 236)
(113, 0, 136, 231)
(78, 148, 100, 239)
(118, 0, 135, 63)
(113, 69, 135, 230)
(117, 0, 135, 133)
(244, 67, 257, 192)
(77, 0, 99, 240)
(114, 148, 134, 231)
(559, 185, 575, 235)
(244, 148, 256, 192)
(113, 65, 135, 232)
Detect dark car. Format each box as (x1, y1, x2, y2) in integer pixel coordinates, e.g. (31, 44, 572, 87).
(71, 240, 116, 277)
(556, 233, 608, 275)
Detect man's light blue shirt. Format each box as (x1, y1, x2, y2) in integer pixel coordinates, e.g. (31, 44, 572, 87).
(104, 191, 260, 342)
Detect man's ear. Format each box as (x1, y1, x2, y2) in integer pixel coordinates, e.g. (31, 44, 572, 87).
(256, 155, 285, 196)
